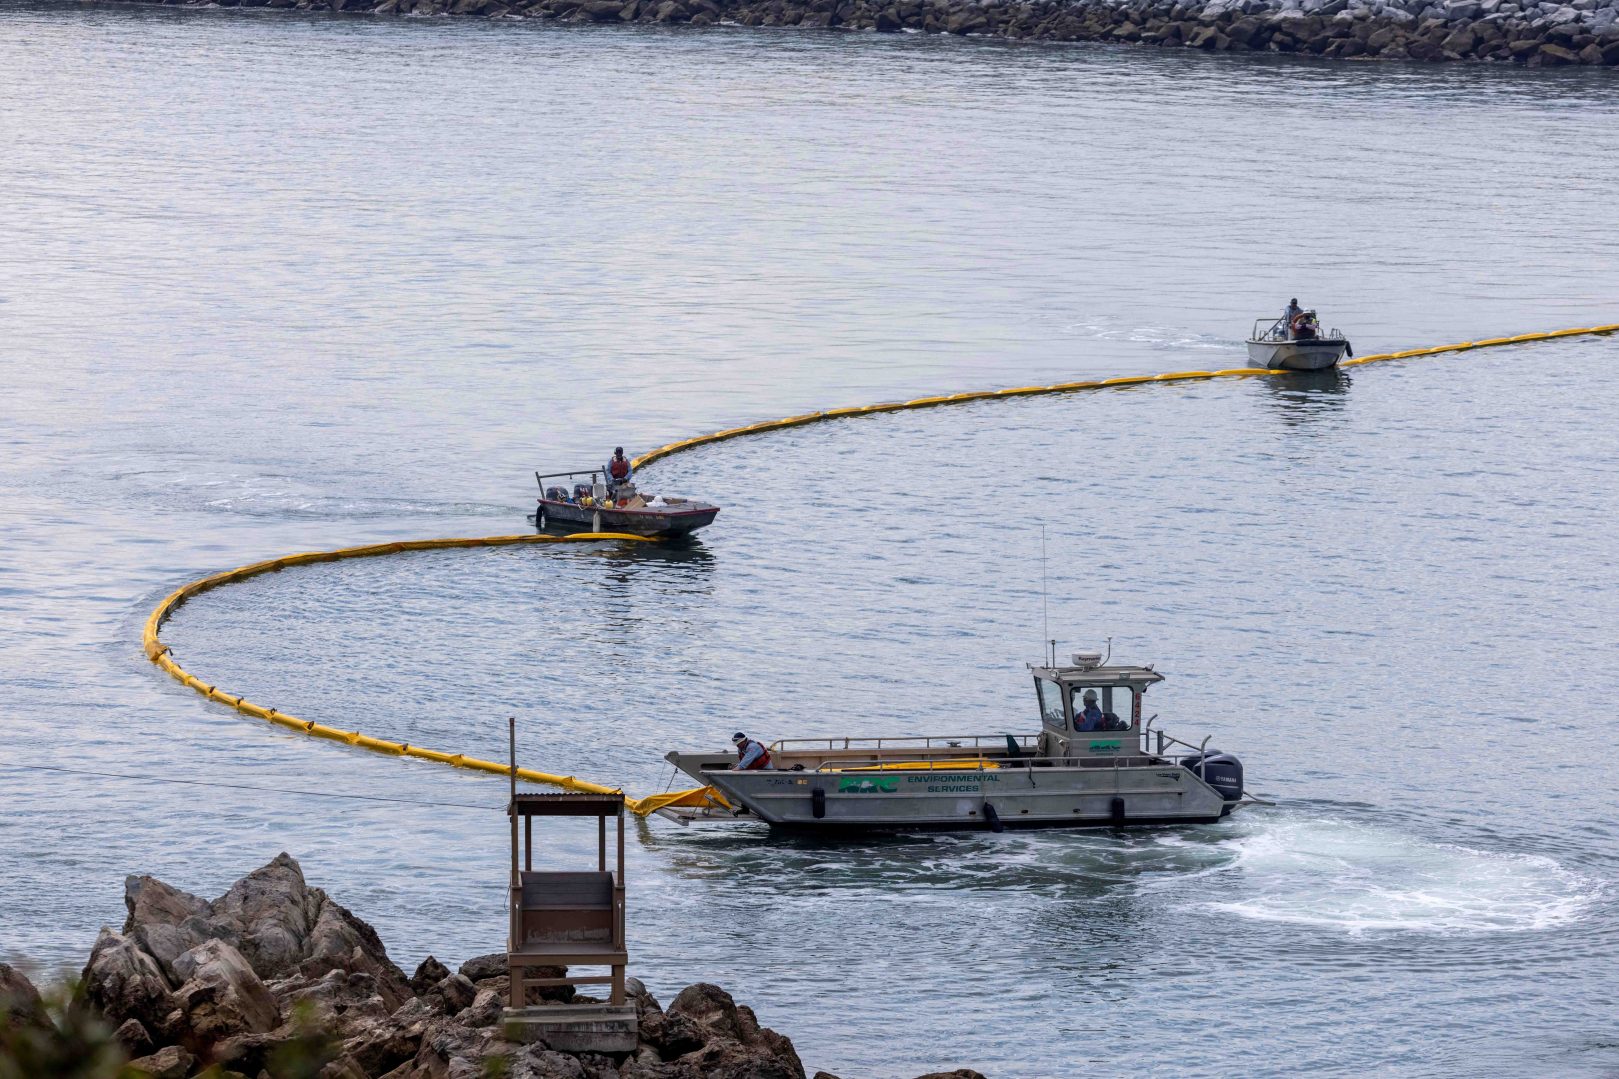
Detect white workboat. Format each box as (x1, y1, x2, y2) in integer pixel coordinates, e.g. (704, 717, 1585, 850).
(1247, 312, 1353, 371)
(663, 651, 1258, 833)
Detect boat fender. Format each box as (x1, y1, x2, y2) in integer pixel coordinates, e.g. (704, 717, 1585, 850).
(535, 505, 546, 530)
(1346, 340, 1355, 358)
(983, 801, 1004, 833)
(1110, 796, 1126, 826)
(811, 786, 826, 819)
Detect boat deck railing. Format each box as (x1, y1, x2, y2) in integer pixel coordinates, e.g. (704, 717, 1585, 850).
(1253, 316, 1346, 343)
(535, 468, 610, 490)
(778, 724, 1219, 775)
(771, 733, 1039, 755)
(810, 751, 1206, 773)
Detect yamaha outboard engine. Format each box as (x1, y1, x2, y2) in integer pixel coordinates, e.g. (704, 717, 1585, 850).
(1182, 751, 1244, 812)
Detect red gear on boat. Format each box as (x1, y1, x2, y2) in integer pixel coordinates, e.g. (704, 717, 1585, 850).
(735, 739, 772, 770)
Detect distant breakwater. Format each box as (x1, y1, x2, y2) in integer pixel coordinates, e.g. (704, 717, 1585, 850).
(102, 0, 1619, 65)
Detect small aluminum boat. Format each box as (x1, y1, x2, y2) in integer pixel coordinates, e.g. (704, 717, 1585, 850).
(530, 469, 719, 539)
(1247, 313, 1352, 371)
(662, 650, 1260, 833)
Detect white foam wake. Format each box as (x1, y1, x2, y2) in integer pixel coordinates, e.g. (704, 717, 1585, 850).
(1204, 817, 1600, 935)
(1060, 315, 1243, 352)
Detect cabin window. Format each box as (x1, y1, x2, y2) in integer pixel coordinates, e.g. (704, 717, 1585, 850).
(1074, 687, 1134, 732)
(1035, 679, 1066, 729)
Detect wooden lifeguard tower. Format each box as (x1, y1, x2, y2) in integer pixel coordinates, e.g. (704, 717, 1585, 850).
(503, 721, 637, 1051)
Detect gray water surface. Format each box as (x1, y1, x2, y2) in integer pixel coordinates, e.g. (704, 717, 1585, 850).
(2, 6, 1618, 1077)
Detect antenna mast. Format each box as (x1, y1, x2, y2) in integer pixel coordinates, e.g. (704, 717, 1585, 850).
(1041, 526, 1053, 667)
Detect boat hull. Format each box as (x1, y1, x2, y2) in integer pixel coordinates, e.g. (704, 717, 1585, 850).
(1246, 338, 1350, 371)
(693, 761, 1234, 832)
(532, 499, 719, 538)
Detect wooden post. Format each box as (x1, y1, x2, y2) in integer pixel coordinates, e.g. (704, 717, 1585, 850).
(508, 717, 521, 1009)
(612, 803, 626, 1006)
(525, 816, 533, 871)
(598, 816, 606, 872)
(508, 717, 519, 889)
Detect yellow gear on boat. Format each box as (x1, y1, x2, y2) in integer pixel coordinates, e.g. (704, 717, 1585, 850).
(831, 759, 1002, 772)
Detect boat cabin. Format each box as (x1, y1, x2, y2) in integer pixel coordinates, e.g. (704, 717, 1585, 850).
(1029, 655, 1163, 762)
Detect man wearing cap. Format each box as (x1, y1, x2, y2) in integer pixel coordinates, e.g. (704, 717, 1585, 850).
(1282, 298, 1303, 338)
(731, 732, 774, 771)
(1075, 690, 1105, 732)
(605, 447, 633, 499)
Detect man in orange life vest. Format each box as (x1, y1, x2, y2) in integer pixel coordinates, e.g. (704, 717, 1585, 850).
(731, 732, 774, 771)
(605, 447, 632, 498)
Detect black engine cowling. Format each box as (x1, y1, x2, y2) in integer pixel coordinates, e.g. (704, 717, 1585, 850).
(1182, 752, 1243, 805)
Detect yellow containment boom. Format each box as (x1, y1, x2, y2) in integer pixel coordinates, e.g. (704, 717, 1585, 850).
(831, 760, 1002, 772)
(141, 323, 1617, 815)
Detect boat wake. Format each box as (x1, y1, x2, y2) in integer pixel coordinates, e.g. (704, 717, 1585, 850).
(1059, 315, 1244, 353)
(1200, 815, 1600, 936)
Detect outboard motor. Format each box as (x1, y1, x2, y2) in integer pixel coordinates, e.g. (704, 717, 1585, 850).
(1182, 751, 1243, 810)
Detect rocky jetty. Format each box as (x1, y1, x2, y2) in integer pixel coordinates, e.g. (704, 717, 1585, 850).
(102, 0, 1619, 64)
(0, 854, 973, 1078)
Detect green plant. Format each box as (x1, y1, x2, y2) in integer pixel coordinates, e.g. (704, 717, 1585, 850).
(0, 979, 128, 1079)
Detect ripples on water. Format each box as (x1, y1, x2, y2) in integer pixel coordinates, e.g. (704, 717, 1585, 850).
(3, 4, 1618, 1076)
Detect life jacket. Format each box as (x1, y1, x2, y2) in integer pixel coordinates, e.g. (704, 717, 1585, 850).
(735, 739, 772, 770)
(609, 456, 630, 481)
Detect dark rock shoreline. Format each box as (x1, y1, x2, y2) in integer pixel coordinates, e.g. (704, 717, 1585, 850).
(97, 0, 1619, 65)
(0, 854, 980, 1079)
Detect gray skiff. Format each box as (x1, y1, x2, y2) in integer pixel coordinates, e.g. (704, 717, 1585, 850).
(664, 652, 1261, 833)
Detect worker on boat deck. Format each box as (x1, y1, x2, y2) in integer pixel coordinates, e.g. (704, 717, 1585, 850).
(1075, 690, 1105, 732)
(605, 446, 633, 497)
(1282, 298, 1302, 339)
(731, 732, 775, 771)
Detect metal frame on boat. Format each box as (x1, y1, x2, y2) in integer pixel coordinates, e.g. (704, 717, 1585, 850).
(664, 651, 1259, 833)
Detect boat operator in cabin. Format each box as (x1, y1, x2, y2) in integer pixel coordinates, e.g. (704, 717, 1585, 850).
(1075, 690, 1106, 732)
(731, 732, 775, 770)
(605, 447, 633, 497)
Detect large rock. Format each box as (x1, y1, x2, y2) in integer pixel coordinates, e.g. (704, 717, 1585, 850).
(122, 853, 414, 1012)
(114, 1017, 156, 1057)
(125, 873, 211, 931)
(411, 956, 452, 996)
(80, 928, 178, 1039)
(341, 996, 436, 1074)
(459, 952, 575, 1004)
(0, 962, 48, 1029)
(125, 1044, 195, 1079)
(458, 987, 505, 1029)
(278, 968, 391, 1030)
(169, 939, 280, 1042)
(660, 983, 805, 1079)
(456, 953, 508, 983)
(210, 854, 324, 971)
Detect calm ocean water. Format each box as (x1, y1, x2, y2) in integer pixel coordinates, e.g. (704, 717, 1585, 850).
(3, 5, 1618, 1075)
